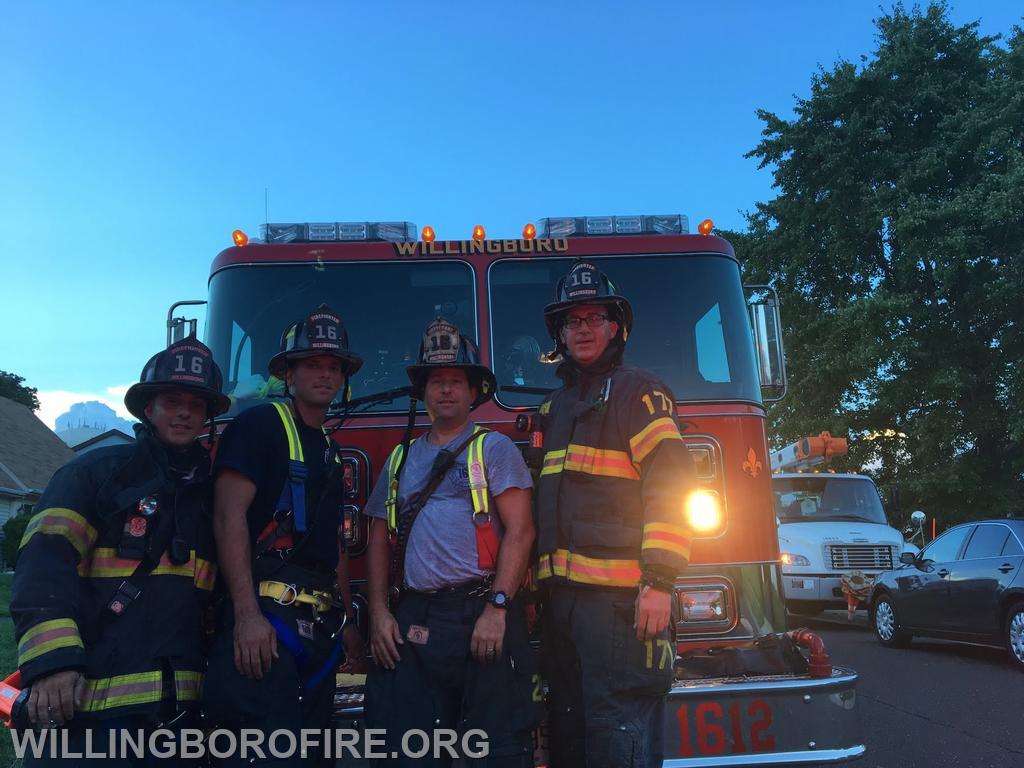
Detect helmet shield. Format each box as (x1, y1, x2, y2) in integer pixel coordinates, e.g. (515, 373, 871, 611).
(406, 317, 496, 408)
(268, 303, 364, 379)
(124, 335, 230, 420)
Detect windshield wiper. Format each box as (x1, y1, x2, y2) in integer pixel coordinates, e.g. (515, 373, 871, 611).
(326, 385, 414, 427)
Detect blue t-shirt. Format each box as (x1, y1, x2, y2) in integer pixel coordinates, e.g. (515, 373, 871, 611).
(365, 422, 533, 591)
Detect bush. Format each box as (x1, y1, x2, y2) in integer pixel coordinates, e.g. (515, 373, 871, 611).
(2, 512, 30, 570)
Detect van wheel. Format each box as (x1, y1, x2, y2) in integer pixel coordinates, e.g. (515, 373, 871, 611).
(1006, 603, 1024, 670)
(873, 595, 911, 648)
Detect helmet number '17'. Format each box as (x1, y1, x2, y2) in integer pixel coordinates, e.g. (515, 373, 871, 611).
(174, 355, 204, 375)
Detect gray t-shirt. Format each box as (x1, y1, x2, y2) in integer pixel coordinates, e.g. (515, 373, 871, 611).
(365, 422, 533, 591)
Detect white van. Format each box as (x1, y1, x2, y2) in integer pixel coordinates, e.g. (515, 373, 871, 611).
(772, 472, 916, 615)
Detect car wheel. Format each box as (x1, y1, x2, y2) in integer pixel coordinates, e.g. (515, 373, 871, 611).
(873, 594, 911, 648)
(1006, 603, 1024, 670)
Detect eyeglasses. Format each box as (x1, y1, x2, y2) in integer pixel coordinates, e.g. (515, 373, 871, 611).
(563, 313, 609, 331)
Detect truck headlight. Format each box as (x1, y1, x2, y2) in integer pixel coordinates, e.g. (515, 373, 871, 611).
(686, 489, 722, 533)
(780, 552, 810, 566)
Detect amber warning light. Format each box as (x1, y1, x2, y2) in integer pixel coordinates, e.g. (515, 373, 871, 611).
(522, 223, 537, 240)
(472, 225, 486, 242)
(232, 229, 249, 247)
(697, 219, 714, 236)
(421, 226, 436, 243)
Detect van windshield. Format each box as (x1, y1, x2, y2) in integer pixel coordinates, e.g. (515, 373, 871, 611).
(773, 476, 888, 525)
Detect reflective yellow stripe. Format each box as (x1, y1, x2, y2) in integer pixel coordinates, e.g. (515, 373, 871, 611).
(642, 522, 692, 559)
(18, 619, 84, 665)
(536, 549, 642, 587)
(20, 508, 98, 558)
(540, 449, 566, 477)
(272, 401, 304, 463)
(467, 433, 489, 515)
(564, 444, 640, 480)
(175, 671, 203, 702)
(384, 443, 407, 531)
(629, 417, 683, 464)
(79, 547, 198, 579)
(540, 445, 639, 480)
(79, 672, 163, 713)
(195, 557, 217, 591)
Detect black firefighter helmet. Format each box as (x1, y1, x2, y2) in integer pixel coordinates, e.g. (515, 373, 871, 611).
(542, 260, 634, 344)
(124, 335, 230, 420)
(268, 303, 364, 379)
(406, 317, 497, 409)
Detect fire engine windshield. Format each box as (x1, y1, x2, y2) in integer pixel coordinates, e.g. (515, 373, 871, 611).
(773, 477, 888, 525)
(489, 254, 760, 406)
(205, 261, 476, 415)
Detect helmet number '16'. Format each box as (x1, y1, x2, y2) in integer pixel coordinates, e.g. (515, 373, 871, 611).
(174, 355, 204, 375)
(314, 325, 338, 341)
(568, 271, 593, 287)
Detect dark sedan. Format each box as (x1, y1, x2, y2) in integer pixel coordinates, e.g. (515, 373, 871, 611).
(869, 518, 1024, 669)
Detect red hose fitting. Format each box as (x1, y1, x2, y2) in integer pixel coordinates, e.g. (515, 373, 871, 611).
(788, 628, 832, 678)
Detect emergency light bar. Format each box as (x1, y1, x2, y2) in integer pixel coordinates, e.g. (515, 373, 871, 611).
(538, 214, 689, 238)
(259, 222, 418, 244)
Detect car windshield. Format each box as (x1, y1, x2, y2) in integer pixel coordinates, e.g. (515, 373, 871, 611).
(488, 254, 760, 406)
(773, 476, 887, 525)
(205, 261, 476, 415)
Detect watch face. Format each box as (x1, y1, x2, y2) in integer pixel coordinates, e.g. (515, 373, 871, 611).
(491, 591, 508, 607)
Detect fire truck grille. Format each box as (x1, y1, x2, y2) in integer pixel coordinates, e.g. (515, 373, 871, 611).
(827, 545, 893, 571)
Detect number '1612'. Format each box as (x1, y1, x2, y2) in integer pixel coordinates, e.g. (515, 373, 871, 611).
(675, 700, 775, 756)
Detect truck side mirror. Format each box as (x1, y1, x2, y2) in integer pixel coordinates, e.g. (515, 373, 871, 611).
(166, 300, 208, 346)
(744, 285, 786, 402)
(899, 551, 917, 565)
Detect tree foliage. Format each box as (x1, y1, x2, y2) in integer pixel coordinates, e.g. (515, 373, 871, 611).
(0, 370, 40, 412)
(737, 3, 1023, 524)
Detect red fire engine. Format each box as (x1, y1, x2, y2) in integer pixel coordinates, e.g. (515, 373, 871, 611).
(168, 215, 863, 765)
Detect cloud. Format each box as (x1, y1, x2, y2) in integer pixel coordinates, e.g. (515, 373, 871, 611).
(36, 387, 137, 431)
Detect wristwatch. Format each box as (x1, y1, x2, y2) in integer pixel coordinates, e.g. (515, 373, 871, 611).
(487, 590, 509, 609)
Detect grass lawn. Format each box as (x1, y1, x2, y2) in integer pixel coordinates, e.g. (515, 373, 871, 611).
(0, 573, 11, 618)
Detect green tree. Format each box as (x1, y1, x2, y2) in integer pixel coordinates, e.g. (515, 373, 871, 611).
(738, 3, 1024, 525)
(0, 369, 40, 412)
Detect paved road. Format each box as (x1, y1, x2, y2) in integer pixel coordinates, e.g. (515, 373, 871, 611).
(797, 611, 1024, 768)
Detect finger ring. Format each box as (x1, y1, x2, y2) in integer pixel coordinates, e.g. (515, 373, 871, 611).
(486, 647, 496, 655)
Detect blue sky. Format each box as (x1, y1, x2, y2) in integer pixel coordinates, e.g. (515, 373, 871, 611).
(2, 1, 1020, 428)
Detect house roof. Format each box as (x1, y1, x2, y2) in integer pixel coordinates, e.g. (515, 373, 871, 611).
(72, 428, 135, 451)
(0, 397, 75, 493)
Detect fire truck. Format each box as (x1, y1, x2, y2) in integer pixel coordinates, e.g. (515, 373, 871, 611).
(771, 433, 918, 617)
(170, 215, 863, 765)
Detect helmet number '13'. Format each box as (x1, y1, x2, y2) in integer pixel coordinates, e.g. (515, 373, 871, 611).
(174, 355, 205, 375)
(429, 335, 454, 351)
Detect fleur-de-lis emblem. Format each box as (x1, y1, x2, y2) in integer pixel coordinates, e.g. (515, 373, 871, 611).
(742, 448, 763, 478)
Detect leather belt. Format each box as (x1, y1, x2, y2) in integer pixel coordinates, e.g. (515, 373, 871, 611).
(258, 580, 341, 612)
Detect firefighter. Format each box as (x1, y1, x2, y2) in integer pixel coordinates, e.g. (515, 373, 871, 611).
(535, 261, 696, 768)
(10, 335, 228, 764)
(202, 304, 364, 766)
(363, 317, 541, 766)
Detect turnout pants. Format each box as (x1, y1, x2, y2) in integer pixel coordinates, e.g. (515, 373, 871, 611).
(541, 584, 674, 768)
(364, 588, 542, 767)
(202, 594, 342, 767)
